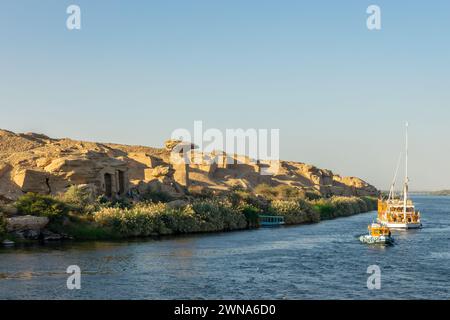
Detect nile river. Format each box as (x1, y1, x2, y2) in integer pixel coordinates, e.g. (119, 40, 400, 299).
(0, 195, 449, 299)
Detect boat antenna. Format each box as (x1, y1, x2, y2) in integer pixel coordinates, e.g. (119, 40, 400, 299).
(388, 152, 402, 201)
(403, 122, 409, 220)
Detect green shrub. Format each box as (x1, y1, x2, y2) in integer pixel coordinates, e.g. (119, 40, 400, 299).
(159, 206, 202, 233)
(94, 202, 202, 237)
(93, 199, 247, 238)
(0, 213, 7, 239)
(240, 204, 260, 228)
(229, 184, 245, 192)
(94, 203, 173, 237)
(270, 199, 319, 224)
(60, 185, 97, 213)
(312, 199, 336, 220)
(357, 198, 368, 212)
(330, 197, 354, 216)
(96, 195, 132, 209)
(254, 184, 279, 199)
(361, 196, 377, 211)
(226, 189, 269, 212)
(48, 214, 118, 240)
(312, 196, 377, 220)
(254, 184, 306, 201)
(227, 190, 243, 207)
(110, 196, 133, 209)
(140, 187, 174, 203)
(304, 190, 322, 201)
(187, 186, 215, 199)
(63, 223, 117, 240)
(192, 199, 247, 231)
(15, 193, 68, 220)
(275, 185, 303, 199)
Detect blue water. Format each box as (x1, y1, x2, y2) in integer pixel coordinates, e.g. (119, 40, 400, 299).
(0, 195, 449, 299)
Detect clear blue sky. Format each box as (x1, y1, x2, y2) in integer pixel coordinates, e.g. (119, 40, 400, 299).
(1, 1, 449, 190)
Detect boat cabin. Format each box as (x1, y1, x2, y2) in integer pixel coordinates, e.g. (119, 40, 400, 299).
(258, 215, 285, 227)
(369, 223, 391, 237)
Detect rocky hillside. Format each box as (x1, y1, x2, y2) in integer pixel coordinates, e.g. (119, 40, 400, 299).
(0, 129, 378, 202)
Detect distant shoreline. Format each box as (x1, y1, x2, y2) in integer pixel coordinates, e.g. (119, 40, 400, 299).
(410, 191, 450, 196)
(380, 191, 450, 196)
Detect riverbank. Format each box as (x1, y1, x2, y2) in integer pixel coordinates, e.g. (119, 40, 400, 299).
(421, 190, 450, 196)
(2, 195, 444, 300)
(0, 185, 377, 244)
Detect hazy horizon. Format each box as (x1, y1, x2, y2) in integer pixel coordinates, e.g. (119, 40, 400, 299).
(1, 1, 449, 191)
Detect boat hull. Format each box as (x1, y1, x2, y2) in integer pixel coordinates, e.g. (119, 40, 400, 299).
(260, 222, 285, 227)
(359, 235, 393, 245)
(377, 219, 422, 229)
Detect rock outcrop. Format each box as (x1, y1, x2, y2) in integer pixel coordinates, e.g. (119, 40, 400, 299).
(5, 215, 49, 240)
(0, 129, 378, 201)
(4, 215, 71, 241)
(6, 215, 49, 232)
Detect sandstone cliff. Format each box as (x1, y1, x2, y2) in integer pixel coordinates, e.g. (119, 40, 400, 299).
(0, 129, 378, 202)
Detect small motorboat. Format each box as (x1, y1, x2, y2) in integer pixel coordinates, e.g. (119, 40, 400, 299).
(359, 223, 393, 245)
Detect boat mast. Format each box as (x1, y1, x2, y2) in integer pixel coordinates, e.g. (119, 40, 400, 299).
(388, 153, 402, 201)
(403, 122, 409, 220)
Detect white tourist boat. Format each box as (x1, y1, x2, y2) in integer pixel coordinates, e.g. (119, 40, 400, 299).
(377, 123, 422, 229)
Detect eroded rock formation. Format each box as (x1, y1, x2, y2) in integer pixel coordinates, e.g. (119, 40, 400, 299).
(0, 129, 378, 201)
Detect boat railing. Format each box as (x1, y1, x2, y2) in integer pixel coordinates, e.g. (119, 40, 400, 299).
(258, 215, 285, 226)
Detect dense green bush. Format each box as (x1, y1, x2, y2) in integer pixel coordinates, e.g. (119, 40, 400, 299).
(96, 195, 133, 209)
(47, 214, 118, 240)
(274, 185, 304, 199)
(312, 199, 336, 220)
(191, 199, 247, 231)
(94, 203, 172, 236)
(140, 186, 174, 203)
(187, 185, 215, 199)
(312, 196, 377, 220)
(304, 190, 323, 201)
(268, 196, 376, 224)
(93, 199, 248, 238)
(159, 206, 202, 233)
(330, 196, 365, 216)
(11, 186, 378, 240)
(60, 185, 98, 213)
(253, 184, 279, 199)
(361, 196, 378, 211)
(0, 213, 7, 239)
(240, 204, 261, 228)
(15, 193, 68, 220)
(270, 199, 320, 224)
(253, 184, 315, 201)
(226, 189, 269, 212)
